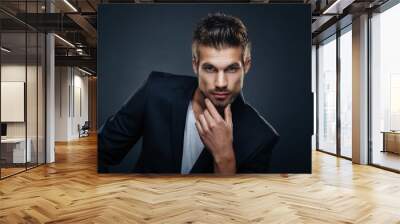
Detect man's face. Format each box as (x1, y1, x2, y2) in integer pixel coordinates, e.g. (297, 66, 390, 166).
(192, 44, 251, 109)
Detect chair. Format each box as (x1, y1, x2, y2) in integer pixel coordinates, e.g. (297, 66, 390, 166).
(78, 121, 90, 138)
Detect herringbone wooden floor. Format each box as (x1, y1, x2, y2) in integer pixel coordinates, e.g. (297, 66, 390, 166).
(1, 135, 400, 224)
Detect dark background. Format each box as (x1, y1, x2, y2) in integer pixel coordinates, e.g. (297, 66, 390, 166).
(97, 4, 312, 173)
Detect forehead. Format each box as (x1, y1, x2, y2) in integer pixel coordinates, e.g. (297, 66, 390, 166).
(197, 45, 243, 67)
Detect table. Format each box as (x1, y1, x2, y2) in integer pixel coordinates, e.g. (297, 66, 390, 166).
(1, 138, 32, 163)
(381, 131, 400, 154)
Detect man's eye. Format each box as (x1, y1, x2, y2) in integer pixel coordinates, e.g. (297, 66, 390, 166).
(226, 67, 238, 73)
(204, 67, 215, 73)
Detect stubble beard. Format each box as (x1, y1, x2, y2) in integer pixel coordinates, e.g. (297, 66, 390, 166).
(199, 88, 238, 117)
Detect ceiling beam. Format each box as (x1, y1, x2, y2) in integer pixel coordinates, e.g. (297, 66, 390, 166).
(66, 13, 97, 47)
(55, 55, 96, 72)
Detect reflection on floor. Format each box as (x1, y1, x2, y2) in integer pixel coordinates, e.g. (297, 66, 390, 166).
(0, 135, 400, 223)
(0, 163, 41, 178)
(372, 150, 400, 171)
(1, 167, 25, 178)
(341, 147, 352, 158)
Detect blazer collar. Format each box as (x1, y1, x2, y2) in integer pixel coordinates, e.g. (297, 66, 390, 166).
(170, 78, 198, 173)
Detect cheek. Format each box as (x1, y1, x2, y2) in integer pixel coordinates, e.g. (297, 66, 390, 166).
(228, 74, 244, 91)
(199, 74, 213, 89)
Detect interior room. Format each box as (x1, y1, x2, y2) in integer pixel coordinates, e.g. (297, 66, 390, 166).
(0, 0, 399, 223)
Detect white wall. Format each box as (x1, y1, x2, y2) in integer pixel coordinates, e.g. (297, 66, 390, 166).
(1, 65, 41, 137)
(55, 66, 69, 141)
(1, 65, 26, 140)
(55, 67, 89, 141)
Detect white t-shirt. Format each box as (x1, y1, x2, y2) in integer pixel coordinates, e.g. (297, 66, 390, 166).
(181, 101, 204, 174)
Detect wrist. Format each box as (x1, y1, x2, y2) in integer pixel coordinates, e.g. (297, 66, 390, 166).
(213, 146, 235, 164)
(214, 152, 235, 165)
(212, 147, 236, 174)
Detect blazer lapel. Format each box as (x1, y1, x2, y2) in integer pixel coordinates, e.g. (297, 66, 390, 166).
(231, 93, 268, 166)
(170, 78, 198, 173)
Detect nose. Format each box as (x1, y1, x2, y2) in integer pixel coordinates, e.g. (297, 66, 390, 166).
(215, 71, 228, 89)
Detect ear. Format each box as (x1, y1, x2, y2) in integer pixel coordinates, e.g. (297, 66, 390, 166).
(192, 58, 198, 75)
(244, 57, 251, 74)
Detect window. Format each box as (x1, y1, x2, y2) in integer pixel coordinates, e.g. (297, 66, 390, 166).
(370, 2, 400, 171)
(339, 27, 352, 158)
(318, 35, 337, 154)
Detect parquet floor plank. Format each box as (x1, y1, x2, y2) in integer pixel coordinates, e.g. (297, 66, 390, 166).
(1, 135, 399, 223)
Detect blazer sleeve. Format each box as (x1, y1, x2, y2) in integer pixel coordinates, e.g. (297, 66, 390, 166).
(97, 74, 152, 173)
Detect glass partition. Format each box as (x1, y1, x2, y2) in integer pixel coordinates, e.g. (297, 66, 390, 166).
(0, 1, 46, 179)
(1, 30, 28, 177)
(27, 30, 38, 170)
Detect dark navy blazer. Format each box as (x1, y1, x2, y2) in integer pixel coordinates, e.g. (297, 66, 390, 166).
(98, 71, 279, 173)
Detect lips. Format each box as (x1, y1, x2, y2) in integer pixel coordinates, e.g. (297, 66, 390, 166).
(212, 92, 230, 100)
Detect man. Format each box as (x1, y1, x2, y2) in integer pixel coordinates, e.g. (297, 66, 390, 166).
(98, 12, 279, 174)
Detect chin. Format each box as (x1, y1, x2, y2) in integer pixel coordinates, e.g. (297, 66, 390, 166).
(213, 102, 228, 108)
(210, 97, 233, 108)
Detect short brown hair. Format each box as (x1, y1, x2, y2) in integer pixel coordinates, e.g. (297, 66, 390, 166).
(192, 12, 251, 63)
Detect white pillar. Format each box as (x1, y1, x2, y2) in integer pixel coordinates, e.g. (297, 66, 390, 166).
(46, 1, 55, 163)
(352, 14, 369, 164)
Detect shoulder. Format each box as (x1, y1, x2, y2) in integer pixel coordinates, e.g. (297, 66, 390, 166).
(143, 71, 196, 104)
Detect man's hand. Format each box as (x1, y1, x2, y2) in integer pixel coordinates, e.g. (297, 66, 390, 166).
(195, 98, 236, 175)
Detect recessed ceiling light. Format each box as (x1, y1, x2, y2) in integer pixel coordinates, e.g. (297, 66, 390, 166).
(322, 0, 353, 15)
(54, 34, 75, 48)
(1, 47, 11, 53)
(63, 0, 78, 12)
(78, 67, 93, 76)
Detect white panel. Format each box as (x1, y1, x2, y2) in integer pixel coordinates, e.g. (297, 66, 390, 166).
(1, 82, 25, 122)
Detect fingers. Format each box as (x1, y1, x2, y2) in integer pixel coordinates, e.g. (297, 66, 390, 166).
(205, 98, 222, 121)
(195, 121, 203, 135)
(197, 99, 232, 135)
(204, 109, 215, 127)
(224, 104, 232, 126)
(198, 113, 209, 133)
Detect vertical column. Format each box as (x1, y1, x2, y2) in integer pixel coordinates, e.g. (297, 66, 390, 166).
(88, 76, 97, 133)
(46, 1, 55, 163)
(352, 14, 369, 164)
(337, 30, 341, 156)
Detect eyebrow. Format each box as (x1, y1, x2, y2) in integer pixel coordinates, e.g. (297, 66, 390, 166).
(225, 63, 241, 69)
(201, 62, 241, 69)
